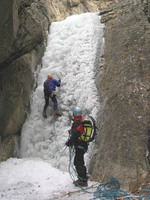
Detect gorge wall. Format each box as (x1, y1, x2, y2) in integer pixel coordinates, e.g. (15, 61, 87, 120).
(0, 0, 51, 161)
(44, 0, 117, 21)
(90, 0, 150, 192)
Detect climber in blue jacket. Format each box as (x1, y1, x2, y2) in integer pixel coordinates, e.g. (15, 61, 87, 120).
(43, 74, 61, 118)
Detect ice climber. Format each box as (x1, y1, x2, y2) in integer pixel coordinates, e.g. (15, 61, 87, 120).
(43, 74, 61, 118)
(66, 106, 88, 187)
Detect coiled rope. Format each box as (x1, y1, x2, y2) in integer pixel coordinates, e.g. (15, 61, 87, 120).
(68, 148, 150, 200)
(93, 177, 128, 200)
(93, 177, 150, 200)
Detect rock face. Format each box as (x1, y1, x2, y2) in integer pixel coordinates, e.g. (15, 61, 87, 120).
(0, 0, 51, 161)
(89, 0, 150, 191)
(45, 0, 117, 21)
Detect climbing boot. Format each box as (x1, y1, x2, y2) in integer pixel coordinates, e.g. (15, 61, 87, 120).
(54, 110, 62, 117)
(42, 111, 47, 118)
(74, 179, 88, 187)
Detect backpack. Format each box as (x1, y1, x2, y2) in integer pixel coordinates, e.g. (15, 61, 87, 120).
(80, 116, 98, 142)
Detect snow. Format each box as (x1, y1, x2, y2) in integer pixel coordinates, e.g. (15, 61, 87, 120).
(0, 13, 104, 200)
(0, 158, 99, 200)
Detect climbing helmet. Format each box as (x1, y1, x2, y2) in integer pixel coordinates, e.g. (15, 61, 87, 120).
(48, 74, 53, 78)
(73, 107, 82, 116)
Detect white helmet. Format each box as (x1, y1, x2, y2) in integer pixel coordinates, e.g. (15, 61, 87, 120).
(73, 106, 82, 116)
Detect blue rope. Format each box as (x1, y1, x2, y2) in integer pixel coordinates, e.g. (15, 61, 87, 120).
(139, 185, 150, 200)
(68, 146, 150, 199)
(68, 146, 77, 181)
(93, 177, 129, 200)
(52, 108, 67, 154)
(52, 109, 60, 151)
(66, 122, 150, 200)
(68, 146, 99, 194)
(92, 177, 150, 200)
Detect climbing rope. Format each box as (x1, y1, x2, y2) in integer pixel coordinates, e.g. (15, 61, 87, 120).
(93, 177, 129, 200)
(68, 149, 150, 200)
(51, 103, 150, 200)
(92, 177, 150, 200)
(68, 146, 77, 181)
(52, 109, 60, 151)
(139, 185, 150, 200)
(68, 145, 99, 194)
(52, 107, 66, 154)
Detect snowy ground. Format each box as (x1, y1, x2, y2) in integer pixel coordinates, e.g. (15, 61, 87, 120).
(0, 13, 104, 200)
(0, 158, 100, 200)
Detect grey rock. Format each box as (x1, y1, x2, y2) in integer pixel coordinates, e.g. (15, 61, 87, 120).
(0, 0, 51, 161)
(89, 0, 150, 191)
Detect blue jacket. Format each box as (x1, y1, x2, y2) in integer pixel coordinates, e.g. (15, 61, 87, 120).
(44, 78, 61, 92)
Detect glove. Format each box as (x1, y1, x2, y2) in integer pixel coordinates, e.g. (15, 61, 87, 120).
(58, 80, 61, 83)
(65, 139, 73, 147)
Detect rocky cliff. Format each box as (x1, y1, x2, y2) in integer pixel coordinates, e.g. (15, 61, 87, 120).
(45, 0, 117, 21)
(89, 0, 150, 192)
(0, 0, 51, 161)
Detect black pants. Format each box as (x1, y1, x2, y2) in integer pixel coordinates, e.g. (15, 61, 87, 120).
(43, 90, 58, 112)
(74, 148, 87, 182)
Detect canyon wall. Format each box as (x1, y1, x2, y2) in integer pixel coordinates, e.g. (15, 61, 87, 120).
(90, 0, 150, 192)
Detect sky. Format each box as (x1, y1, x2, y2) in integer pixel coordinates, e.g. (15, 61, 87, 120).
(0, 13, 104, 200)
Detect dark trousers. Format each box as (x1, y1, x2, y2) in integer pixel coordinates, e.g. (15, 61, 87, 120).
(43, 90, 58, 112)
(74, 148, 87, 182)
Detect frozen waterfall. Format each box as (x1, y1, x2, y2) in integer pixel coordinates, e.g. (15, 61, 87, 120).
(20, 12, 104, 172)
